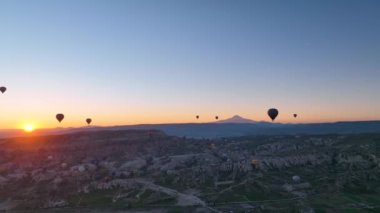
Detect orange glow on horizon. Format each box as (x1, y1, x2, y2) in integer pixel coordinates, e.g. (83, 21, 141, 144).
(2, 104, 380, 129)
(23, 124, 35, 133)
(5, 112, 379, 130)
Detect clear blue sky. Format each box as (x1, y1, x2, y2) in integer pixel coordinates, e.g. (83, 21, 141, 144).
(1, 0, 380, 128)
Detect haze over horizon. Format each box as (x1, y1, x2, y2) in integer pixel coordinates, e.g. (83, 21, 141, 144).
(1, 0, 380, 129)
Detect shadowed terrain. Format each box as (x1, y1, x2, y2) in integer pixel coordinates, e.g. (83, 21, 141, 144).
(2, 120, 380, 139)
(0, 130, 379, 212)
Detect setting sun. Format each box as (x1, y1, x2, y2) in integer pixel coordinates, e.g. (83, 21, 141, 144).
(23, 124, 35, 133)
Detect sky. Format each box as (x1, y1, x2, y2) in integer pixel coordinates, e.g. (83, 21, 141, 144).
(1, 0, 380, 129)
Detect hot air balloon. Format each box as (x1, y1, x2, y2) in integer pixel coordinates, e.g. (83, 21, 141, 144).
(293, 114, 298, 118)
(0, 87, 6, 94)
(56, 114, 64, 123)
(267, 108, 279, 121)
(196, 115, 199, 119)
(86, 118, 92, 125)
(215, 116, 219, 120)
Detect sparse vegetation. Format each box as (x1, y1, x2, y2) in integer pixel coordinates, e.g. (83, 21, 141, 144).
(0, 130, 379, 212)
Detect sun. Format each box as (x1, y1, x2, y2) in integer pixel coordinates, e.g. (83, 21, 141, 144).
(23, 124, 35, 133)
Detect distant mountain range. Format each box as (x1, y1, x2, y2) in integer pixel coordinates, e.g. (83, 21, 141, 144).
(1, 115, 380, 139)
(216, 115, 259, 123)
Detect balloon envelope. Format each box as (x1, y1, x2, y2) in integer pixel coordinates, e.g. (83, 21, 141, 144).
(56, 114, 64, 123)
(86, 118, 92, 125)
(196, 115, 199, 119)
(293, 114, 297, 118)
(267, 108, 279, 121)
(215, 116, 219, 120)
(0, 87, 6, 94)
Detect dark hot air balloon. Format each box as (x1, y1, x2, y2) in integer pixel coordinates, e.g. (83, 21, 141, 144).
(86, 118, 92, 125)
(0, 87, 6, 94)
(293, 114, 297, 118)
(56, 114, 64, 123)
(215, 116, 219, 120)
(196, 115, 199, 119)
(267, 108, 279, 121)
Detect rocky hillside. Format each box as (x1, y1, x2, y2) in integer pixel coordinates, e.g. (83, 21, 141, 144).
(0, 131, 379, 212)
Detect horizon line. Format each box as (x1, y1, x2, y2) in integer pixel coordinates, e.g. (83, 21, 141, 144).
(2, 119, 380, 131)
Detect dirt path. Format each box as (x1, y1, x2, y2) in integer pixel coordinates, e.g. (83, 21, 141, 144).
(134, 179, 206, 206)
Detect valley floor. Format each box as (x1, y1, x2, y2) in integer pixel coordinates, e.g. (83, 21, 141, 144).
(0, 131, 379, 212)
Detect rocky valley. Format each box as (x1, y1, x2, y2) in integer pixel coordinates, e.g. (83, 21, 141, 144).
(0, 130, 379, 212)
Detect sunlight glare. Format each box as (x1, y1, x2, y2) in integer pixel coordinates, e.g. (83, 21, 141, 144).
(24, 124, 35, 133)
